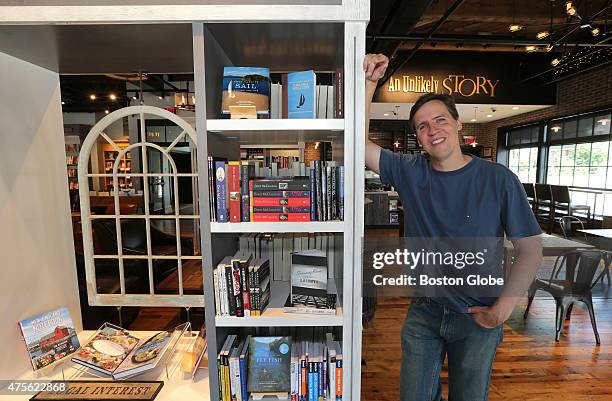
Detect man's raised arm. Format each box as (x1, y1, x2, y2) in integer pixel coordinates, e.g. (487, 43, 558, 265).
(363, 54, 389, 174)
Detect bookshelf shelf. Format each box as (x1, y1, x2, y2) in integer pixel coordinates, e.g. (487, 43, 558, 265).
(210, 221, 344, 233)
(207, 118, 344, 132)
(215, 281, 343, 327)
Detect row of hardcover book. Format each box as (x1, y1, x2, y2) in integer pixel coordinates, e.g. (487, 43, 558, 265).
(222, 67, 343, 119)
(218, 332, 343, 401)
(238, 232, 342, 282)
(214, 251, 270, 317)
(207, 158, 344, 222)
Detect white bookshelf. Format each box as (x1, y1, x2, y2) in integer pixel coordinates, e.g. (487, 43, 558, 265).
(210, 221, 345, 233)
(206, 118, 344, 132)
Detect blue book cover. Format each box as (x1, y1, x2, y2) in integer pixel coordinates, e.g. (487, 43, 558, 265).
(18, 307, 80, 371)
(215, 161, 228, 222)
(239, 335, 250, 400)
(247, 336, 292, 393)
(287, 70, 317, 119)
(222, 67, 270, 115)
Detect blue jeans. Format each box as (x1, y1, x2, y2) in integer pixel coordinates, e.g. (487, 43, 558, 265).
(400, 298, 503, 401)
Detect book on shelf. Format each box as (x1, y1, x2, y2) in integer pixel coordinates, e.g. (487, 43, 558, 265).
(216, 330, 343, 401)
(222, 67, 271, 116)
(18, 306, 80, 371)
(284, 250, 336, 315)
(285, 70, 316, 119)
(71, 323, 175, 379)
(248, 337, 292, 394)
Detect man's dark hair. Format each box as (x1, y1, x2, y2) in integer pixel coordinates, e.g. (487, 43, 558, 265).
(409, 93, 459, 132)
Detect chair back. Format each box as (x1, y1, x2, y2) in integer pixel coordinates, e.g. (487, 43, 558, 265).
(551, 185, 571, 204)
(573, 250, 603, 289)
(603, 216, 612, 229)
(535, 183, 553, 202)
(558, 215, 586, 240)
(522, 183, 535, 199)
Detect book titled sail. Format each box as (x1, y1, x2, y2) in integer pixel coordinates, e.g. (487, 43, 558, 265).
(18, 307, 80, 371)
(247, 337, 292, 393)
(222, 67, 270, 115)
(287, 70, 316, 119)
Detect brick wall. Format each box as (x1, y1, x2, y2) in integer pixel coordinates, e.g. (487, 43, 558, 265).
(304, 142, 321, 165)
(479, 64, 612, 161)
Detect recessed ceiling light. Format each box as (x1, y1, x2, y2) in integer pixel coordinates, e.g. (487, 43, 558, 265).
(89, 94, 96, 100)
(383, 113, 391, 116)
(470, 118, 477, 122)
(551, 58, 560, 66)
(61, 101, 65, 105)
(536, 31, 549, 40)
(508, 24, 523, 32)
(158, 96, 163, 100)
(525, 45, 537, 52)
(591, 27, 600, 36)
(105, 110, 109, 114)
(486, 114, 493, 118)
(512, 106, 520, 110)
(109, 94, 117, 100)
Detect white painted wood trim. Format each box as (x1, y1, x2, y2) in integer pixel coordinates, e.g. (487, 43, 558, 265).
(206, 118, 344, 132)
(210, 221, 344, 233)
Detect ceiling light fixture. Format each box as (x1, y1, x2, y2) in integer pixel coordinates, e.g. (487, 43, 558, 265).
(487, 114, 493, 118)
(104, 110, 109, 114)
(61, 101, 65, 105)
(551, 125, 561, 132)
(132, 96, 138, 100)
(158, 96, 163, 100)
(591, 27, 600, 36)
(89, 94, 96, 100)
(565, 1, 577, 16)
(509, 24, 523, 32)
(470, 106, 477, 122)
(525, 45, 537, 52)
(597, 118, 609, 126)
(536, 31, 550, 40)
(551, 58, 560, 66)
(512, 106, 520, 110)
(109, 94, 117, 100)
(545, 44, 555, 52)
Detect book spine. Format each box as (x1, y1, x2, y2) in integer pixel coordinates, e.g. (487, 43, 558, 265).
(217, 351, 223, 401)
(240, 262, 250, 317)
(334, 69, 343, 119)
(315, 161, 322, 221)
(228, 162, 241, 222)
(208, 156, 215, 222)
(331, 166, 337, 220)
(240, 164, 250, 222)
(252, 213, 311, 222)
(252, 206, 310, 213)
(251, 190, 310, 198)
(308, 361, 315, 401)
(215, 161, 228, 222)
(339, 166, 344, 221)
(336, 359, 342, 401)
(232, 262, 244, 317)
(213, 267, 221, 316)
(239, 355, 247, 401)
(219, 265, 227, 316)
(226, 266, 236, 316)
(326, 166, 331, 222)
(252, 197, 310, 207)
(309, 167, 316, 221)
(301, 357, 307, 401)
(251, 180, 310, 191)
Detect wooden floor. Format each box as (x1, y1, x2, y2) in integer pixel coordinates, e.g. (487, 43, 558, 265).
(361, 285, 612, 401)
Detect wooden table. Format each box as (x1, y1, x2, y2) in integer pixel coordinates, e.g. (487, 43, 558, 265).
(504, 233, 594, 279)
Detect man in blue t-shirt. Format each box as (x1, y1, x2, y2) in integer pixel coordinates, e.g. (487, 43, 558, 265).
(363, 54, 543, 401)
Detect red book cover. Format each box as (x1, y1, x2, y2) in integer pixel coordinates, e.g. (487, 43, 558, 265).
(252, 213, 310, 222)
(252, 197, 310, 207)
(334, 68, 343, 118)
(228, 161, 241, 222)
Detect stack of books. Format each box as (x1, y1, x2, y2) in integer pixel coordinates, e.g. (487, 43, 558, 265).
(214, 253, 271, 317)
(207, 158, 344, 223)
(216, 331, 343, 401)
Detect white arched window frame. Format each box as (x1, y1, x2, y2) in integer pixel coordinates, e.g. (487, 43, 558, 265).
(78, 106, 203, 307)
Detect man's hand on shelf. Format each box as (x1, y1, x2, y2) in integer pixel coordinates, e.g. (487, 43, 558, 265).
(363, 53, 389, 84)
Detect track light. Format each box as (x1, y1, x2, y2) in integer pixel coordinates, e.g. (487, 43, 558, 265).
(551, 58, 560, 66)
(105, 110, 109, 114)
(509, 24, 523, 32)
(566, 1, 577, 16)
(525, 45, 537, 52)
(591, 27, 600, 36)
(89, 94, 96, 100)
(545, 44, 554, 52)
(109, 93, 117, 100)
(536, 31, 550, 40)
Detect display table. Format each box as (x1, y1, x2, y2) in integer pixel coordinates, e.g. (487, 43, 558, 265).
(7, 330, 210, 401)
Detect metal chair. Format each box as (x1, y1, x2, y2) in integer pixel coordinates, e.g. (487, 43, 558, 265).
(550, 185, 591, 224)
(524, 249, 605, 344)
(535, 184, 554, 233)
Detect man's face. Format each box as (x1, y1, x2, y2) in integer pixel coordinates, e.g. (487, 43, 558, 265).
(413, 100, 462, 161)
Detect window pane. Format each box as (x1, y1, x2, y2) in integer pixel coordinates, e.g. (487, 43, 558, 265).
(549, 123, 563, 140)
(519, 148, 531, 167)
(563, 119, 577, 140)
(520, 129, 531, 144)
(575, 143, 591, 167)
(509, 165, 520, 178)
(548, 145, 561, 165)
(594, 114, 611, 136)
(529, 168, 537, 184)
(530, 147, 538, 168)
(577, 116, 593, 137)
(561, 144, 575, 166)
(531, 126, 540, 143)
(574, 167, 588, 186)
(589, 167, 606, 188)
(547, 166, 560, 185)
(559, 166, 574, 186)
(591, 141, 609, 166)
(509, 149, 519, 167)
(518, 166, 530, 183)
(606, 167, 612, 189)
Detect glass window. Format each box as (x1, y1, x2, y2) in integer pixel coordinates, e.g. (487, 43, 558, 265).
(508, 146, 538, 183)
(561, 144, 575, 166)
(591, 141, 609, 166)
(589, 167, 606, 188)
(575, 143, 591, 166)
(563, 119, 577, 140)
(577, 116, 594, 137)
(559, 166, 574, 186)
(594, 114, 610, 136)
(547, 165, 560, 185)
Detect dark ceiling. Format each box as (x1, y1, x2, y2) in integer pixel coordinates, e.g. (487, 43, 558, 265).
(58, 1, 612, 113)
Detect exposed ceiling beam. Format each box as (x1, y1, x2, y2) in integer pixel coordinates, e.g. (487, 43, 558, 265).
(366, 34, 612, 47)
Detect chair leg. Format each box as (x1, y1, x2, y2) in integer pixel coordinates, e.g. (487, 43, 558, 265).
(524, 284, 537, 319)
(584, 297, 601, 345)
(565, 302, 573, 321)
(555, 299, 565, 341)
